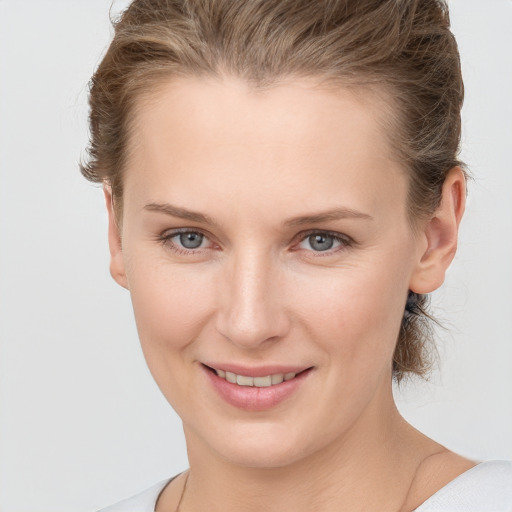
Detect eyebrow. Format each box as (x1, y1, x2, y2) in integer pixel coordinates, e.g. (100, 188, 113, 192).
(284, 208, 373, 227)
(144, 202, 216, 224)
(143, 202, 373, 227)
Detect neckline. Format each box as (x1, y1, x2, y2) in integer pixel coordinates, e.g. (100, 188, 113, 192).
(156, 461, 510, 512)
(412, 460, 491, 510)
(154, 473, 180, 511)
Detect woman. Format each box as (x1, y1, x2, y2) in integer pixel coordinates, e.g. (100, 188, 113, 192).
(81, 0, 512, 510)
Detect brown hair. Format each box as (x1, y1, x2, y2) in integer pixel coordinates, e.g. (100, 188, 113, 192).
(81, 0, 465, 382)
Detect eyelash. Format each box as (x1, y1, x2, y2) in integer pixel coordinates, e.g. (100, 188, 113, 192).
(158, 228, 353, 257)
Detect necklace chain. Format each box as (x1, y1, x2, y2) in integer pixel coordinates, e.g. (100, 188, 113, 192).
(175, 471, 189, 512)
(173, 451, 445, 512)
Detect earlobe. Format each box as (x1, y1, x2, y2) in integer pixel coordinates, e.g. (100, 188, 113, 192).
(104, 186, 129, 290)
(409, 167, 466, 294)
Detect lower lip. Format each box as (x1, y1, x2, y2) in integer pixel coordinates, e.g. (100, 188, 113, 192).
(203, 365, 312, 412)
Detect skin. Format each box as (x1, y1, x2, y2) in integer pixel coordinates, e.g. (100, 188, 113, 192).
(105, 76, 471, 511)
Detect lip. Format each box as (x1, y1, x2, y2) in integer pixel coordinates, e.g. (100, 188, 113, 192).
(202, 362, 311, 378)
(201, 363, 313, 412)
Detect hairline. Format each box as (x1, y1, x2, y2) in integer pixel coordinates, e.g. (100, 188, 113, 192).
(113, 69, 425, 234)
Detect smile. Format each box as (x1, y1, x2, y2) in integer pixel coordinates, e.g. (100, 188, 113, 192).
(212, 368, 298, 387)
(202, 364, 313, 411)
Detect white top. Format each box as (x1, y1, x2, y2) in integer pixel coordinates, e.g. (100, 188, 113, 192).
(97, 460, 512, 512)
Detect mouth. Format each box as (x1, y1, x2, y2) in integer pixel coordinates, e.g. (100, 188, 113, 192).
(202, 364, 312, 387)
(202, 363, 313, 411)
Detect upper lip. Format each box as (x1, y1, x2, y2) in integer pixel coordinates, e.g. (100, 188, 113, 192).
(202, 362, 312, 377)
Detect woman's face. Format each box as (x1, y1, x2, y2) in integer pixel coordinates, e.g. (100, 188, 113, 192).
(110, 77, 431, 468)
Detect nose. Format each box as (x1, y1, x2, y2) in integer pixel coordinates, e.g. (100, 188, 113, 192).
(215, 247, 290, 349)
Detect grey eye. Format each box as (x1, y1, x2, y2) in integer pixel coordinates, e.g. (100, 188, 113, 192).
(298, 233, 344, 252)
(308, 234, 334, 251)
(179, 232, 204, 249)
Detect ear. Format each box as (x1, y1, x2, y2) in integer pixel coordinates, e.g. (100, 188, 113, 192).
(104, 186, 129, 289)
(409, 167, 466, 294)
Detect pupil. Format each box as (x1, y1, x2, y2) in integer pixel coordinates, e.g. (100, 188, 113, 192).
(180, 232, 203, 249)
(310, 234, 333, 251)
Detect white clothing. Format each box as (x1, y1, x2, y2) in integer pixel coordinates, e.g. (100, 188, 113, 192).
(97, 460, 512, 512)
(413, 460, 512, 511)
(96, 477, 173, 512)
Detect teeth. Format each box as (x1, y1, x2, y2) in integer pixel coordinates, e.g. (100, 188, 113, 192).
(214, 368, 297, 387)
(237, 375, 254, 386)
(271, 374, 284, 385)
(225, 371, 237, 384)
(254, 376, 272, 387)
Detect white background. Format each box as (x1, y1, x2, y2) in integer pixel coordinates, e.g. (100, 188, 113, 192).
(0, 1, 511, 511)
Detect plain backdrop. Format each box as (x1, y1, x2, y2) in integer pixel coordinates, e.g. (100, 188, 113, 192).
(0, 1, 511, 511)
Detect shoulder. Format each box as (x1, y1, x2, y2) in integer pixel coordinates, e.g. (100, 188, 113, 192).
(415, 460, 512, 512)
(96, 478, 172, 512)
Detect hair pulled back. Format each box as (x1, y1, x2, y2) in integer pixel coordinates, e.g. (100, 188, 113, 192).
(81, 0, 465, 382)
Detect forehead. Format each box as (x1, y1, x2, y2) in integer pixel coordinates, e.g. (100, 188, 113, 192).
(123, 75, 407, 222)
(130, 75, 394, 157)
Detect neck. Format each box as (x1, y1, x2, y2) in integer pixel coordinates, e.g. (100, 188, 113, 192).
(174, 387, 441, 512)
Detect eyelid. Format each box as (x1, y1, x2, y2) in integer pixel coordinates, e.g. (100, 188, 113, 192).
(295, 228, 353, 242)
(160, 227, 209, 238)
(292, 229, 354, 254)
(158, 227, 216, 255)
(158, 227, 353, 256)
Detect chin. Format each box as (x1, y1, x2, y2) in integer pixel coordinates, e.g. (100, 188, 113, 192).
(219, 442, 309, 469)
(187, 420, 324, 470)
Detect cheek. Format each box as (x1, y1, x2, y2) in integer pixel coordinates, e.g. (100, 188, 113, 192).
(125, 251, 217, 364)
(292, 259, 409, 367)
